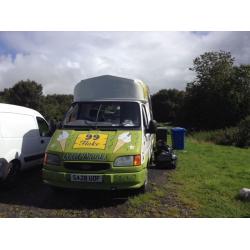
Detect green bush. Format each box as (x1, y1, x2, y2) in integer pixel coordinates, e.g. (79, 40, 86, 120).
(190, 116, 250, 148)
(235, 116, 250, 147)
(216, 128, 238, 146)
(190, 127, 238, 146)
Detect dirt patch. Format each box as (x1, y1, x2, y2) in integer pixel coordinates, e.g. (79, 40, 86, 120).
(0, 166, 191, 217)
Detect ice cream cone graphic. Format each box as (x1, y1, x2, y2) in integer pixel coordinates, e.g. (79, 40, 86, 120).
(113, 132, 131, 153)
(113, 139, 125, 152)
(57, 131, 69, 151)
(59, 139, 67, 151)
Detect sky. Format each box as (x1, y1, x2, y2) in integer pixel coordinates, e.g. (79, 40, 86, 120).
(0, 31, 250, 95)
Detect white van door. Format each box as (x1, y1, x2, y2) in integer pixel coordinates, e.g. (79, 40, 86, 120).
(0, 113, 42, 169)
(36, 117, 51, 154)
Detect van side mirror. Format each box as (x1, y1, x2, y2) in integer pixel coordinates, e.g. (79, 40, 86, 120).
(146, 120, 157, 134)
(49, 119, 57, 135)
(57, 121, 63, 129)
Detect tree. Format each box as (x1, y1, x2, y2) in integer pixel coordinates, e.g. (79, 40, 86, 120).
(5, 80, 43, 110)
(189, 51, 234, 86)
(181, 51, 241, 130)
(0, 91, 5, 103)
(41, 94, 73, 121)
(230, 65, 250, 121)
(152, 89, 185, 123)
(0, 80, 73, 121)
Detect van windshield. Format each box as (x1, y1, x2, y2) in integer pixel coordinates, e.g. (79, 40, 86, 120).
(63, 102, 141, 129)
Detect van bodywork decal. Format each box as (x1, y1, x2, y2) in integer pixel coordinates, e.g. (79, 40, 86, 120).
(73, 133, 108, 150)
(47, 129, 142, 162)
(113, 132, 131, 153)
(57, 130, 69, 151)
(62, 152, 107, 161)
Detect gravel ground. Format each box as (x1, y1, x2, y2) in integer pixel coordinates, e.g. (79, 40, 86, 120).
(0, 166, 190, 217)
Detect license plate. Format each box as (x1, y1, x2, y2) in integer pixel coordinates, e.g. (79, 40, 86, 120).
(70, 174, 103, 183)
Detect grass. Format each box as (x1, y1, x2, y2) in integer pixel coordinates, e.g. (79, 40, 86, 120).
(166, 137, 250, 217)
(111, 135, 250, 217)
(1, 134, 249, 217)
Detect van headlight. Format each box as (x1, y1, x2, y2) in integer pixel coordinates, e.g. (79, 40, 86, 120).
(114, 155, 141, 167)
(44, 153, 61, 166)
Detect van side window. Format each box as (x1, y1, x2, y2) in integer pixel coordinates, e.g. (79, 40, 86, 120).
(142, 105, 148, 128)
(65, 104, 79, 123)
(36, 117, 50, 137)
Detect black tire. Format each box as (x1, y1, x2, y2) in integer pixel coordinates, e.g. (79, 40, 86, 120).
(4, 160, 20, 186)
(150, 150, 156, 166)
(49, 185, 65, 193)
(138, 174, 149, 194)
(170, 161, 177, 169)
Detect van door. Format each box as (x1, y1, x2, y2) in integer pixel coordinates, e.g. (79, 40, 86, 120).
(142, 105, 151, 165)
(0, 113, 42, 169)
(36, 117, 51, 154)
(145, 103, 155, 156)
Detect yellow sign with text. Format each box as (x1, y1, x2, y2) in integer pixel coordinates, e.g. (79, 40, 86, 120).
(73, 133, 108, 150)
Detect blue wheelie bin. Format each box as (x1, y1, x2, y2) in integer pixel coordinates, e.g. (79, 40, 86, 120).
(171, 127, 186, 150)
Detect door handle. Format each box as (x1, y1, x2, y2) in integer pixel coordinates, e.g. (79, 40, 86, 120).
(41, 139, 44, 144)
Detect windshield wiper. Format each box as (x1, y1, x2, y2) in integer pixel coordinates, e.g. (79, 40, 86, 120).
(63, 125, 94, 130)
(99, 127, 118, 131)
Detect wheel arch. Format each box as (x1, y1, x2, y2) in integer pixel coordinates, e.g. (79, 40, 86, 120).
(5, 149, 23, 168)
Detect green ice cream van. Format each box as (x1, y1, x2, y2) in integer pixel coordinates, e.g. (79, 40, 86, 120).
(43, 75, 157, 191)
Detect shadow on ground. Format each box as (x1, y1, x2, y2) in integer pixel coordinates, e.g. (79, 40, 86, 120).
(0, 168, 138, 210)
(0, 164, 172, 218)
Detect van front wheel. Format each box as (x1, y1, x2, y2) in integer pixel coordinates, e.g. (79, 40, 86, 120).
(138, 175, 149, 194)
(5, 160, 20, 186)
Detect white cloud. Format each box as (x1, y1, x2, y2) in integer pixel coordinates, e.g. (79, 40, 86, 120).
(0, 31, 250, 95)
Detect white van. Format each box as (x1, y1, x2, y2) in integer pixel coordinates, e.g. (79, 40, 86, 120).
(0, 103, 51, 184)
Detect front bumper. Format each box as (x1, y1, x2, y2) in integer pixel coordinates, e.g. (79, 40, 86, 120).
(42, 167, 147, 190)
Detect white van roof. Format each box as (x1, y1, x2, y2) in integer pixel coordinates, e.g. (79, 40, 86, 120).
(0, 103, 43, 118)
(74, 75, 150, 102)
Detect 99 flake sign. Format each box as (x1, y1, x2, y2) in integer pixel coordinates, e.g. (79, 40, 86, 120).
(73, 133, 108, 150)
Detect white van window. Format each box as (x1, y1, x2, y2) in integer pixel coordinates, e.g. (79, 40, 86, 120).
(64, 104, 79, 123)
(0, 113, 38, 138)
(36, 117, 50, 137)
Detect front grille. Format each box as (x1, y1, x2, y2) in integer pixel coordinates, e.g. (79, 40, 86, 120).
(64, 162, 110, 171)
